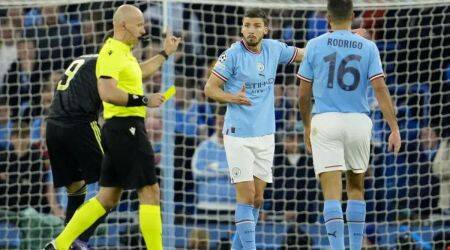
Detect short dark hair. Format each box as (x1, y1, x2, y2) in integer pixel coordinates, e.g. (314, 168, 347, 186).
(244, 8, 268, 26)
(327, 0, 353, 21)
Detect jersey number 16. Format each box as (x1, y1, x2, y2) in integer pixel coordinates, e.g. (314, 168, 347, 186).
(323, 52, 361, 91)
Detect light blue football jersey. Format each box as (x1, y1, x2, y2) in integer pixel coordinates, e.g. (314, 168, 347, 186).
(212, 39, 297, 137)
(297, 30, 384, 114)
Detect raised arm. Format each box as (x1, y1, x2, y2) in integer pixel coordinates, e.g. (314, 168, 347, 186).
(139, 33, 181, 79)
(371, 77, 401, 153)
(293, 48, 305, 63)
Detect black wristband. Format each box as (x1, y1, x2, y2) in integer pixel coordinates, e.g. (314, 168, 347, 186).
(158, 50, 169, 60)
(127, 94, 148, 107)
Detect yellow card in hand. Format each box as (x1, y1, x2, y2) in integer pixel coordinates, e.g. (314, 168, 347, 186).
(163, 85, 176, 101)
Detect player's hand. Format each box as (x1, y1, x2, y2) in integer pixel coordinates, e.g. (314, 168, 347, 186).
(231, 85, 251, 106)
(304, 126, 312, 154)
(352, 28, 371, 40)
(148, 93, 165, 108)
(388, 130, 401, 154)
(163, 30, 182, 56)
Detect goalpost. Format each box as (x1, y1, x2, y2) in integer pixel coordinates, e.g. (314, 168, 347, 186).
(0, 0, 448, 249)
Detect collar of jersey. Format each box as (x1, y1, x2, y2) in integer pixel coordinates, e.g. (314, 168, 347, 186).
(329, 29, 352, 34)
(240, 40, 262, 55)
(106, 38, 132, 52)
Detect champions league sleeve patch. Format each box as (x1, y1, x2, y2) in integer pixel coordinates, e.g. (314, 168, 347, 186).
(218, 52, 227, 63)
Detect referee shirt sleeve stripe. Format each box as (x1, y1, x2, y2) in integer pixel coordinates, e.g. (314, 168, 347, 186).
(296, 74, 312, 83)
(288, 48, 298, 64)
(369, 73, 385, 81)
(211, 70, 228, 82)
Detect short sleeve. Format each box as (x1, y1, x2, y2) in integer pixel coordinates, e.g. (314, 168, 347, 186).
(211, 50, 235, 82)
(297, 41, 314, 83)
(96, 46, 124, 81)
(368, 42, 384, 81)
(277, 41, 297, 65)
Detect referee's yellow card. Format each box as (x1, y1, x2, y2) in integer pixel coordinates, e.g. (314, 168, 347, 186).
(163, 85, 176, 101)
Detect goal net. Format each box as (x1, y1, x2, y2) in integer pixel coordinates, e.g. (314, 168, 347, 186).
(0, 0, 449, 249)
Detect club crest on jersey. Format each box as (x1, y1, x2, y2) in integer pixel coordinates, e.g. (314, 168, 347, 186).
(218, 52, 227, 63)
(257, 62, 264, 72)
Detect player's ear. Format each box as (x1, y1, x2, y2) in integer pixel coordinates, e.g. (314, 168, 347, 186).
(264, 26, 269, 35)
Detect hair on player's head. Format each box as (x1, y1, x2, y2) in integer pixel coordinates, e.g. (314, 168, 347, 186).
(327, 0, 353, 22)
(244, 8, 269, 26)
(103, 29, 114, 43)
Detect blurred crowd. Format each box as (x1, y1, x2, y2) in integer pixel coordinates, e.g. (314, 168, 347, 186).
(0, 2, 449, 249)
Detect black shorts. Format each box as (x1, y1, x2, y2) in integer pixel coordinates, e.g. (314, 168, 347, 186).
(46, 120, 103, 188)
(99, 116, 157, 190)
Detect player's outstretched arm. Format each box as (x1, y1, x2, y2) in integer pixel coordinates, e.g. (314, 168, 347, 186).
(204, 73, 251, 105)
(140, 32, 181, 79)
(371, 77, 402, 153)
(97, 77, 165, 108)
(293, 48, 305, 63)
(352, 28, 371, 40)
(298, 79, 313, 154)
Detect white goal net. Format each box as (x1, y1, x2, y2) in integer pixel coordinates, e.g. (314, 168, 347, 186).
(0, 0, 449, 249)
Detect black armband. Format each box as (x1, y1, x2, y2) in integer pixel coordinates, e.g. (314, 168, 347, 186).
(127, 94, 148, 107)
(158, 50, 169, 60)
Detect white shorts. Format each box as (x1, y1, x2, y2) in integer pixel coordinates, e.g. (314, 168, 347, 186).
(310, 112, 372, 178)
(223, 134, 275, 183)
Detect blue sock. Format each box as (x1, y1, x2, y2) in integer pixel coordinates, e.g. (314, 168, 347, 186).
(346, 200, 366, 250)
(324, 200, 345, 250)
(233, 203, 256, 250)
(232, 206, 259, 250)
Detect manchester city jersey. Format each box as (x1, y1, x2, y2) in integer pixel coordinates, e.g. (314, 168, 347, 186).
(212, 39, 297, 137)
(297, 30, 384, 115)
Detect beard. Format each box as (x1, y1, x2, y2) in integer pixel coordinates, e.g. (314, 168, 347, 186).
(244, 35, 263, 46)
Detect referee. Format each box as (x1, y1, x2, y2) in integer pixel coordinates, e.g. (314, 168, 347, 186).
(47, 4, 180, 250)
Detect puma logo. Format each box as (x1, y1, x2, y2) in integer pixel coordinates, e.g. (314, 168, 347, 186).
(108, 50, 113, 56)
(328, 231, 337, 238)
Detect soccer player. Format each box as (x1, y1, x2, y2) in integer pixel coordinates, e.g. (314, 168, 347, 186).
(297, 1, 401, 249)
(204, 8, 304, 250)
(45, 4, 180, 250)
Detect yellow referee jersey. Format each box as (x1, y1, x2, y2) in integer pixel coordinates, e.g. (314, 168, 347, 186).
(96, 38, 146, 119)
